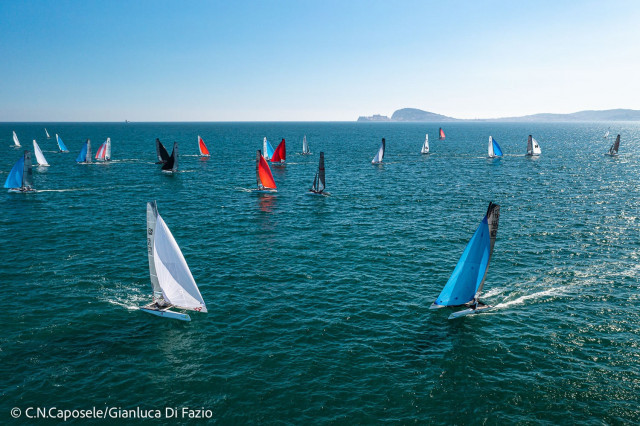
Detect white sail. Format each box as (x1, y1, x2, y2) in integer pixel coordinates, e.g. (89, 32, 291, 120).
(152, 213, 207, 312)
(302, 135, 310, 154)
(33, 140, 49, 166)
(105, 137, 111, 160)
(421, 134, 429, 154)
(488, 136, 494, 157)
(45, 128, 51, 139)
(531, 137, 541, 155)
(12, 131, 21, 147)
(372, 138, 385, 163)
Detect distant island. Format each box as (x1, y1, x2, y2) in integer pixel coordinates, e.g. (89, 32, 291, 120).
(357, 108, 640, 122)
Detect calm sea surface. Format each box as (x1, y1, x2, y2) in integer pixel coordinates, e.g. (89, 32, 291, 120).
(1, 122, 639, 423)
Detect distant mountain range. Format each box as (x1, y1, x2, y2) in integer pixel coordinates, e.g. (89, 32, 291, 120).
(357, 108, 640, 122)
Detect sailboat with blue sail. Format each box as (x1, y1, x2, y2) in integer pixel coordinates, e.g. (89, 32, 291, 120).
(76, 139, 92, 164)
(430, 202, 500, 319)
(488, 136, 503, 158)
(4, 151, 35, 193)
(56, 134, 69, 153)
(263, 137, 275, 161)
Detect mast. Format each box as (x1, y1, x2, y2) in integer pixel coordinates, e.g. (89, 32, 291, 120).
(22, 151, 33, 189)
(474, 202, 500, 298)
(318, 151, 325, 192)
(146, 201, 163, 299)
(527, 135, 533, 155)
(86, 139, 92, 163)
(256, 150, 262, 189)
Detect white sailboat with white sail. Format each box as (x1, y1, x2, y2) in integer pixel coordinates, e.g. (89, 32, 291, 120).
(33, 140, 50, 166)
(526, 135, 541, 156)
(372, 138, 385, 164)
(302, 135, 311, 155)
(12, 131, 21, 147)
(421, 134, 429, 154)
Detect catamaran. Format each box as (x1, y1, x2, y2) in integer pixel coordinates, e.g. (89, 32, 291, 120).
(56, 134, 69, 152)
(155, 138, 170, 164)
(140, 201, 207, 321)
(45, 128, 51, 139)
(76, 139, 92, 164)
(372, 138, 385, 164)
(270, 138, 286, 163)
(421, 134, 430, 154)
(95, 138, 112, 162)
(607, 134, 621, 156)
(526, 135, 541, 156)
(161, 143, 178, 173)
(33, 140, 50, 166)
(308, 152, 327, 196)
(488, 136, 503, 158)
(302, 135, 311, 155)
(4, 151, 35, 193)
(255, 150, 277, 192)
(263, 137, 275, 161)
(12, 131, 21, 147)
(439, 128, 445, 140)
(430, 202, 500, 319)
(198, 135, 210, 157)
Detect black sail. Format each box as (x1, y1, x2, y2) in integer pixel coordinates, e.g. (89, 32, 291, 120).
(162, 143, 178, 172)
(156, 138, 170, 163)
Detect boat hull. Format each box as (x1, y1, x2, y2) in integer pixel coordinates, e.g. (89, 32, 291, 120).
(448, 304, 492, 320)
(140, 305, 191, 321)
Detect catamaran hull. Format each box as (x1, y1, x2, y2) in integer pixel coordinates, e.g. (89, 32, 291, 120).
(448, 304, 492, 320)
(140, 306, 191, 321)
(307, 190, 329, 197)
(253, 189, 277, 193)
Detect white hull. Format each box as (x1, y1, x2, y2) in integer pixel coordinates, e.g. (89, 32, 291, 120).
(140, 305, 191, 321)
(253, 188, 277, 193)
(8, 188, 36, 193)
(448, 304, 492, 319)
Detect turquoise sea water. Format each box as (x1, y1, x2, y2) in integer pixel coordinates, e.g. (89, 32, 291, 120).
(1, 122, 639, 423)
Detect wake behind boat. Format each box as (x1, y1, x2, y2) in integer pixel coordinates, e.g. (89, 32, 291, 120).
(255, 150, 277, 192)
(5, 150, 35, 193)
(488, 136, 503, 158)
(372, 138, 385, 164)
(606, 134, 621, 156)
(430, 202, 500, 319)
(308, 152, 327, 196)
(140, 201, 207, 322)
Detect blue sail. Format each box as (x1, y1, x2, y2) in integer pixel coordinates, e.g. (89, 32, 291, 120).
(264, 138, 275, 160)
(57, 134, 69, 152)
(492, 138, 503, 157)
(4, 155, 25, 189)
(76, 141, 88, 162)
(432, 203, 500, 307)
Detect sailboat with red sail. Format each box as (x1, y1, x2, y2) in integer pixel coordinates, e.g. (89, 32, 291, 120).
(198, 135, 210, 157)
(439, 128, 445, 140)
(255, 150, 277, 192)
(270, 139, 286, 163)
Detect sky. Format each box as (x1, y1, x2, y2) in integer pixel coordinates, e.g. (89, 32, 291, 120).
(1, 0, 639, 121)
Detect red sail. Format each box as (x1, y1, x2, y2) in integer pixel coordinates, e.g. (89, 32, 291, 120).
(439, 128, 445, 139)
(271, 139, 286, 162)
(258, 155, 277, 189)
(198, 136, 210, 156)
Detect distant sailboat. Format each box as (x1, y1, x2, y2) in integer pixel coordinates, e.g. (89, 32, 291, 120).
(155, 138, 170, 164)
(76, 139, 92, 164)
(372, 138, 385, 164)
(95, 137, 112, 162)
(12, 131, 21, 147)
(263, 137, 275, 161)
(140, 201, 207, 321)
(430, 202, 500, 319)
(309, 152, 327, 195)
(271, 138, 286, 163)
(302, 135, 311, 155)
(526, 135, 541, 156)
(603, 129, 610, 142)
(439, 128, 445, 140)
(607, 134, 621, 156)
(4, 151, 35, 193)
(255, 150, 277, 192)
(56, 134, 69, 153)
(198, 135, 210, 157)
(488, 136, 503, 158)
(421, 134, 430, 154)
(45, 128, 51, 139)
(161, 143, 178, 173)
(33, 140, 50, 166)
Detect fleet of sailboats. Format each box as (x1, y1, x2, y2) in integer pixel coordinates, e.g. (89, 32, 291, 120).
(421, 134, 429, 154)
(308, 152, 326, 195)
(95, 138, 112, 162)
(76, 139, 92, 164)
(302, 135, 310, 155)
(526, 135, 541, 156)
(33, 140, 50, 166)
(4, 151, 35, 192)
(255, 150, 277, 192)
(12, 131, 21, 147)
(488, 136, 503, 158)
(56, 134, 69, 152)
(372, 138, 385, 164)
(198, 135, 210, 157)
(607, 134, 621, 156)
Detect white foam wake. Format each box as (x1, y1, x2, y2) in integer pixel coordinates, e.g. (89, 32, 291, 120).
(494, 286, 569, 309)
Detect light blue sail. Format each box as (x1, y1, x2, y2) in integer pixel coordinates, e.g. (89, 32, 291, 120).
(263, 137, 275, 160)
(4, 155, 25, 189)
(76, 141, 88, 162)
(56, 134, 69, 152)
(492, 138, 503, 157)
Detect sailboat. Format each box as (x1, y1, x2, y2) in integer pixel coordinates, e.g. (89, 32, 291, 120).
(302, 135, 311, 155)
(56, 134, 69, 152)
(4, 151, 35, 193)
(33, 140, 50, 166)
(140, 201, 207, 321)
(198, 135, 210, 157)
(603, 129, 610, 142)
(372, 138, 385, 164)
(12, 131, 21, 147)
(421, 134, 430, 154)
(161, 143, 178, 173)
(155, 138, 170, 164)
(526, 135, 541, 156)
(255, 150, 277, 192)
(45, 128, 51, 139)
(430, 202, 500, 319)
(308, 152, 327, 196)
(270, 138, 286, 163)
(95, 137, 112, 162)
(488, 136, 503, 158)
(439, 128, 445, 140)
(76, 139, 92, 164)
(607, 134, 621, 156)
(263, 137, 275, 161)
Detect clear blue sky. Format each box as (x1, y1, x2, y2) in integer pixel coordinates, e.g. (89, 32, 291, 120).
(1, 0, 639, 121)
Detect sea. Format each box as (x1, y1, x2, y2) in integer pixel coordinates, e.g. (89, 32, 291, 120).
(1, 122, 638, 424)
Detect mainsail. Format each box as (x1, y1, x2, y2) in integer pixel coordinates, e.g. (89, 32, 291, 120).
(45, 128, 51, 139)
(76, 139, 92, 163)
(256, 150, 277, 190)
(421, 134, 429, 154)
(198, 135, 210, 157)
(161, 143, 178, 172)
(12, 131, 21, 147)
(56, 134, 69, 152)
(263, 137, 275, 161)
(488, 136, 503, 158)
(431, 202, 500, 309)
(155, 138, 170, 163)
(95, 138, 111, 161)
(271, 138, 286, 163)
(608, 134, 620, 156)
(4, 151, 33, 190)
(302, 135, 310, 154)
(372, 138, 385, 164)
(310, 152, 326, 193)
(439, 128, 445, 140)
(526, 135, 541, 156)
(33, 140, 49, 166)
